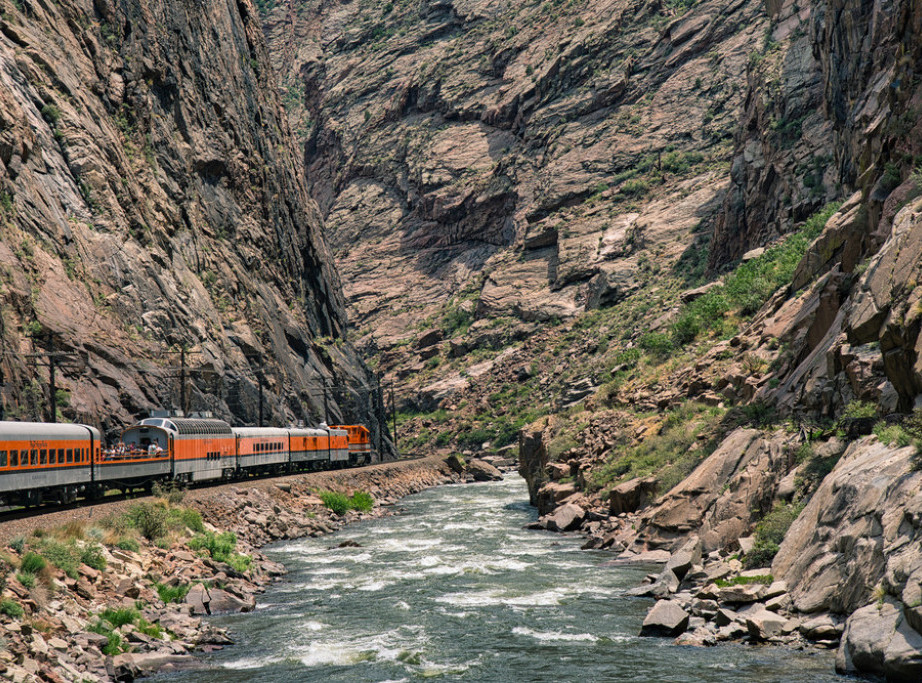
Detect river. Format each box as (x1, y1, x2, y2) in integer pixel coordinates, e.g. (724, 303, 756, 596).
(155, 474, 839, 682)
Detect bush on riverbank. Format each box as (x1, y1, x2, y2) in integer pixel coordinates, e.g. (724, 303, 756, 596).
(318, 489, 375, 515)
(188, 531, 252, 573)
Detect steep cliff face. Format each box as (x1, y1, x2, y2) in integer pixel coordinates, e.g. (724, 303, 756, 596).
(0, 0, 383, 440)
(711, 0, 922, 267)
(263, 0, 765, 350)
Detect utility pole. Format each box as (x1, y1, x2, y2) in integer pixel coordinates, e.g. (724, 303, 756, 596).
(390, 385, 397, 457)
(48, 334, 56, 423)
(322, 378, 330, 424)
(0, 366, 5, 421)
(258, 376, 264, 427)
(179, 347, 187, 416)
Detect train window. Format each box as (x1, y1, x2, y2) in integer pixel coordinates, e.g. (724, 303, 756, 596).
(39, 449, 46, 465)
(9, 450, 17, 467)
(0, 451, 5, 467)
(66, 449, 73, 463)
(49, 449, 56, 464)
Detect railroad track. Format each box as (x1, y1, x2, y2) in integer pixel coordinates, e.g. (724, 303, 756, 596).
(0, 454, 428, 526)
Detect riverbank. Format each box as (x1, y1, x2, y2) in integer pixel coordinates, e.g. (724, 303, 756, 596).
(0, 455, 468, 682)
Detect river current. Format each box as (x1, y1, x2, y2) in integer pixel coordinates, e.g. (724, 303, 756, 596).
(158, 475, 838, 682)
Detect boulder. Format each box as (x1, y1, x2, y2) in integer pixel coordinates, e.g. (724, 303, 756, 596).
(637, 429, 796, 551)
(640, 600, 690, 637)
(444, 454, 465, 474)
(717, 583, 765, 604)
(608, 476, 658, 515)
(836, 600, 922, 681)
(665, 536, 702, 581)
(207, 589, 255, 614)
(799, 614, 843, 641)
(536, 481, 578, 515)
(185, 584, 211, 616)
(773, 438, 922, 614)
(745, 608, 788, 640)
(467, 459, 503, 482)
(543, 503, 585, 532)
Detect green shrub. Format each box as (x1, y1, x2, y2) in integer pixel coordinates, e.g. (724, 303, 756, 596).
(0, 598, 24, 618)
(16, 572, 35, 588)
(31, 539, 79, 578)
(639, 332, 673, 357)
(744, 502, 802, 569)
(155, 582, 191, 604)
(9, 537, 25, 554)
(40, 104, 61, 125)
(115, 537, 140, 553)
(87, 622, 124, 656)
(841, 400, 877, 420)
(226, 553, 253, 574)
(188, 531, 237, 560)
(739, 401, 779, 428)
(126, 502, 169, 540)
(873, 421, 913, 448)
(99, 607, 139, 629)
(20, 551, 47, 574)
(350, 491, 374, 513)
(136, 617, 163, 639)
(80, 543, 107, 571)
(168, 507, 205, 533)
(742, 543, 779, 569)
(318, 490, 351, 515)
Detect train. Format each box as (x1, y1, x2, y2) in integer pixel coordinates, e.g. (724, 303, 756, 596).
(0, 418, 374, 507)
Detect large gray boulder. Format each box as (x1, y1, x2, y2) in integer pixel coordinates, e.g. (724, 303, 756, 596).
(836, 600, 922, 682)
(640, 600, 690, 637)
(608, 476, 658, 514)
(773, 438, 922, 614)
(665, 536, 702, 581)
(543, 502, 585, 532)
(467, 459, 503, 482)
(637, 429, 796, 552)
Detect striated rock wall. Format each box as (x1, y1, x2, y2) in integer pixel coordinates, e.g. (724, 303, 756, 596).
(262, 0, 766, 352)
(0, 0, 386, 441)
(712, 0, 922, 267)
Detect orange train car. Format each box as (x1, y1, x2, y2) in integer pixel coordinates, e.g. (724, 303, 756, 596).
(330, 424, 374, 465)
(0, 422, 101, 505)
(0, 418, 375, 506)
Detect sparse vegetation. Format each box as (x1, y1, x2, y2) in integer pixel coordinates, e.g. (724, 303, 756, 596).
(744, 502, 803, 569)
(590, 402, 727, 493)
(671, 203, 842, 345)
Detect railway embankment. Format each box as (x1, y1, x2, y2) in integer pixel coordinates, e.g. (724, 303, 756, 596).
(0, 455, 466, 682)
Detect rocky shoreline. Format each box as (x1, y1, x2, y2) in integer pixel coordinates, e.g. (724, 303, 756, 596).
(0, 455, 501, 682)
(520, 420, 922, 681)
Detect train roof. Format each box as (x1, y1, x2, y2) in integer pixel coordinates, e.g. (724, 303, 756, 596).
(288, 427, 345, 437)
(137, 418, 233, 436)
(0, 421, 101, 440)
(232, 427, 291, 438)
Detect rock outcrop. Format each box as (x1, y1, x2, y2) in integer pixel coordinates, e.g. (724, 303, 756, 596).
(0, 0, 387, 442)
(636, 429, 797, 552)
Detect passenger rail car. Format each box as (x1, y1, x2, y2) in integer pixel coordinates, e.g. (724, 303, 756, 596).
(0, 419, 375, 507)
(0, 422, 100, 505)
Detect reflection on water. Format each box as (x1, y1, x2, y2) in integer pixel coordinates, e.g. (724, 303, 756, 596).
(154, 475, 838, 682)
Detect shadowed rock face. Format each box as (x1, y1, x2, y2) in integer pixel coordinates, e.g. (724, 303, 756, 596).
(263, 0, 766, 346)
(711, 0, 922, 268)
(0, 0, 382, 436)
